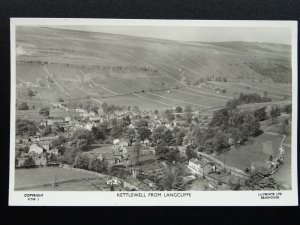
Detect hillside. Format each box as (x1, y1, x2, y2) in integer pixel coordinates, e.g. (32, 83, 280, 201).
(15, 26, 292, 111)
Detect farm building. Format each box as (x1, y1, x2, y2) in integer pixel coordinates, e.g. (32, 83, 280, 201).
(47, 148, 59, 156)
(188, 158, 212, 176)
(29, 144, 44, 155)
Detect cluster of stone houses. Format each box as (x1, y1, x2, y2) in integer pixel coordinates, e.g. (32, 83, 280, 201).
(111, 138, 157, 166)
(16, 133, 61, 168)
(187, 151, 251, 189)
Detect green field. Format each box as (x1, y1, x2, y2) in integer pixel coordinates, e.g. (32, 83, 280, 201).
(215, 133, 284, 171)
(88, 144, 134, 159)
(16, 108, 80, 121)
(15, 167, 99, 190)
(27, 178, 112, 191)
(28, 180, 99, 191)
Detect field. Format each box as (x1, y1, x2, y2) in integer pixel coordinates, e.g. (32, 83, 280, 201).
(15, 27, 292, 112)
(15, 167, 100, 190)
(215, 115, 292, 187)
(88, 144, 115, 158)
(27, 179, 102, 191)
(16, 108, 81, 121)
(215, 133, 284, 171)
(88, 143, 134, 159)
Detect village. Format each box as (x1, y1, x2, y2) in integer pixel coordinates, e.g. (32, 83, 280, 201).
(15, 91, 292, 191)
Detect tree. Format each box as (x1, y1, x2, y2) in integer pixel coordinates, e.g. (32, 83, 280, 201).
(285, 104, 292, 114)
(62, 146, 80, 164)
(48, 153, 57, 162)
(44, 125, 52, 135)
(73, 152, 92, 169)
(23, 157, 35, 167)
(39, 107, 50, 118)
(96, 123, 108, 139)
(51, 135, 67, 154)
(15, 158, 19, 166)
(110, 125, 124, 139)
(91, 126, 106, 141)
(124, 127, 136, 146)
(18, 102, 29, 110)
(136, 119, 148, 128)
(175, 129, 186, 146)
(254, 107, 267, 121)
(159, 163, 186, 190)
(212, 131, 228, 154)
(122, 116, 131, 127)
(137, 126, 151, 142)
(111, 118, 118, 127)
(16, 119, 38, 136)
(155, 141, 168, 155)
(175, 106, 183, 113)
(152, 126, 175, 146)
(184, 105, 193, 124)
(191, 126, 205, 146)
(279, 120, 290, 135)
(209, 108, 229, 128)
(164, 109, 175, 122)
(132, 140, 142, 165)
(243, 113, 260, 137)
(88, 156, 108, 173)
(71, 129, 93, 144)
(185, 145, 197, 159)
(263, 91, 272, 102)
(90, 106, 99, 115)
(58, 97, 64, 102)
(270, 106, 281, 118)
(51, 122, 64, 135)
(70, 129, 93, 151)
(28, 89, 36, 98)
(101, 102, 109, 114)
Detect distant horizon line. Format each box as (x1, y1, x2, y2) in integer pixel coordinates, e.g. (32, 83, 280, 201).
(17, 26, 291, 46)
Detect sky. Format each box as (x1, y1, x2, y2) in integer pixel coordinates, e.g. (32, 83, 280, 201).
(53, 25, 292, 45)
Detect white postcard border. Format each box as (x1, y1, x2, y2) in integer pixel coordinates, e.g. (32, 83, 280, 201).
(9, 18, 298, 206)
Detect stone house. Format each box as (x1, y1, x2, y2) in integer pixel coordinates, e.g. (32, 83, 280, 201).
(188, 158, 212, 176)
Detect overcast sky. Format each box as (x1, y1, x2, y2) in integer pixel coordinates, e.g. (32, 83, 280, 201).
(55, 25, 292, 45)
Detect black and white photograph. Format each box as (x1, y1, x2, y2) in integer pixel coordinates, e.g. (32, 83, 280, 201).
(9, 19, 298, 206)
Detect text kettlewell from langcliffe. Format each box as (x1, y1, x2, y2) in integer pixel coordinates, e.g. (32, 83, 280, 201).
(117, 192, 192, 198)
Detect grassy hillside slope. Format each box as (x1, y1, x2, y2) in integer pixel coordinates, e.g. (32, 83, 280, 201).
(15, 27, 292, 111)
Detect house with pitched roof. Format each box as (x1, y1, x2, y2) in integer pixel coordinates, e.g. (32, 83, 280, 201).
(188, 158, 212, 176)
(29, 143, 44, 155)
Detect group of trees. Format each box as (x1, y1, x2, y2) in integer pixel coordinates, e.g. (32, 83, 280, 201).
(16, 119, 38, 136)
(279, 118, 291, 136)
(92, 118, 152, 145)
(226, 92, 272, 110)
(18, 102, 29, 110)
(57, 129, 94, 165)
(72, 152, 108, 173)
(39, 107, 50, 118)
(189, 107, 261, 154)
(51, 135, 68, 155)
(158, 162, 187, 191)
(28, 89, 36, 98)
(102, 102, 124, 114)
